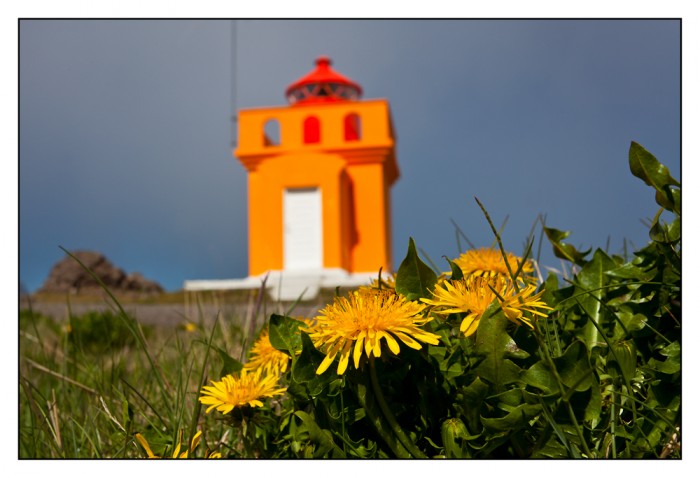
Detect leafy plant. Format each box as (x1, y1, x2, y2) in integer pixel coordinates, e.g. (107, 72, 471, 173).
(198, 141, 679, 459)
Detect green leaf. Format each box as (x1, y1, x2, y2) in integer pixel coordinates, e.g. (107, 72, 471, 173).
(533, 418, 581, 458)
(294, 411, 346, 458)
(628, 141, 680, 214)
(521, 361, 559, 395)
(395, 237, 438, 301)
(291, 332, 336, 397)
(606, 261, 652, 281)
(543, 226, 570, 243)
(659, 340, 680, 358)
(611, 309, 647, 341)
(583, 375, 602, 425)
(268, 314, 304, 356)
(575, 249, 617, 351)
(648, 357, 681, 375)
(649, 340, 680, 374)
(541, 273, 560, 308)
(457, 377, 490, 433)
(330, 428, 377, 459)
(488, 388, 526, 409)
(655, 187, 681, 215)
(650, 213, 681, 244)
(444, 256, 464, 281)
(554, 341, 594, 392)
(473, 305, 523, 391)
(543, 226, 590, 266)
(210, 345, 243, 377)
(480, 403, 542, 432)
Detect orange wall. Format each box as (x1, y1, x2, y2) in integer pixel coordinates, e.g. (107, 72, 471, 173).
(235, 99, 399, 276)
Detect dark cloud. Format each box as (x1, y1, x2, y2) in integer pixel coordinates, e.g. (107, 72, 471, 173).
(20, 19, 680, 291)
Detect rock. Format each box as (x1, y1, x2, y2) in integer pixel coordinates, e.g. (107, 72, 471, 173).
(38, 250, 164, 296)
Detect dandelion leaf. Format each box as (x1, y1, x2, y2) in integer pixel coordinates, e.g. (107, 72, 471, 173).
(269, 314, 304, 356)
(543, 227, 590, 266)
(291, 332, 336, 397)
(473, 304, 523, 391)
(396, 237, 437, 301)
(574, 249, 617, 352)
(210, 345, 243, 377)
(294, 411, 346, 458)
(480, 403, 542, 432)
(444, 256, 464, 281)
(629, 141, 680, 214)
(554, 341, 594, 392)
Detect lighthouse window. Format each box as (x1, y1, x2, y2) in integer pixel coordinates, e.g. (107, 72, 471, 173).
(344, 113, 361, 141)
(263, 118, 280, 146)
(304, 116, 321, 144)
(304, 85, 318, 97)
(287, 90, 305, 104)
(338, 87, 359, 100)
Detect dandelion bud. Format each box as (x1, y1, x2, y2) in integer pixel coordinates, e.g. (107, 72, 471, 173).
(441, 417, 469, 458)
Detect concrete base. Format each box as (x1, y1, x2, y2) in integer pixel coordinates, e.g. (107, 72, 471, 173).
(183, 268, 377, 301)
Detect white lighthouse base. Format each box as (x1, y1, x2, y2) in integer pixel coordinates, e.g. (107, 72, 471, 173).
(183, 268, 377, 301)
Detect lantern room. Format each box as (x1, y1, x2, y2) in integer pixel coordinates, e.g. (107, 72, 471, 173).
(285, 56, 362, 105)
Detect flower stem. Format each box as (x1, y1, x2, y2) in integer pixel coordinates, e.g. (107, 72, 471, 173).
(369, 360, 427, 459)
(354, 374, 411, 458)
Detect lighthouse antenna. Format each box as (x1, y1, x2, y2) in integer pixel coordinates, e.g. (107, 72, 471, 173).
(230, 20, 238, 149)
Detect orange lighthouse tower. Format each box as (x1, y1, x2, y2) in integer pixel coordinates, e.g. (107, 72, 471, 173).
(186, 57, 399, 300)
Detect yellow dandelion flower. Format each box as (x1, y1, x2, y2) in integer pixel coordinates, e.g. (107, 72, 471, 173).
(134, 433, 160, 459)
(307, 289, 440, 375)
(198, 369, 286, 415)
(454, 247, 534, 281)
(134, 430, 220, 459)
(179, 321, 197, 333)
(421, 276, 504, 336)
(297, 316, 317, 328)
(499, 282, 553, 329)
(243, 327, 290, 376)
(370, 273, 396, 289)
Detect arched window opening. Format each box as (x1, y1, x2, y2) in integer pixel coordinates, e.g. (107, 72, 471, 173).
(304, 116, 321, 144)
(263, 119, 280, 146)
(344, 113, 361, 141)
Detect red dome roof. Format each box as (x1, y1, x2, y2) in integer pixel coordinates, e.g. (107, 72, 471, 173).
(285, 56, 363, 105)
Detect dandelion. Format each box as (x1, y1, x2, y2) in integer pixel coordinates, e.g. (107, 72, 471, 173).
(307, 289, 440, 375)
(199, 369, 286, 415)
(134, 430, 221, 459)
(422, 275, 552, 336)
(297, 315, 317, 328)
(243, 327, 290, 376)
(421, 276, 503, 336)
(363, 273, 396, 291)
(499, 282, 552, 328)
(179, 321, 197, 333)
(134, 433, 160, 459)
(454, 247, 534, 281)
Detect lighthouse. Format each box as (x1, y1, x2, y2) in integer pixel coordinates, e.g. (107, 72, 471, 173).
(185, 57, 399, 300)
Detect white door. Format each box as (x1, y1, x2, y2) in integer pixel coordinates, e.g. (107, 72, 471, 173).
(283, 188, 323, 271)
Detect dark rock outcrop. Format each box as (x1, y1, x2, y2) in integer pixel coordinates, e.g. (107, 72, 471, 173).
(38, 250, 164, 296)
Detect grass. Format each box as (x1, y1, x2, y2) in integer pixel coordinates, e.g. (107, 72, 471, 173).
(18, 287, 297, 459)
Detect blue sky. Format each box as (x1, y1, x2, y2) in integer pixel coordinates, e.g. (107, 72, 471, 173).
(19, 19, 681, 292)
